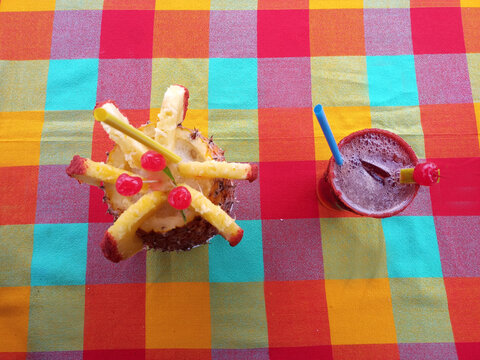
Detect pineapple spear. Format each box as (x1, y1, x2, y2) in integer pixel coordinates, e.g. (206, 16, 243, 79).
(178, 161, 258, 182)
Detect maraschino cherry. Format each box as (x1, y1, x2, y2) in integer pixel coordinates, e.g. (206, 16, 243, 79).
(116, 173, 143, 196)
(141, 151, 166, 172)
(413, 162, 440, 186)
(168, 186, 192, 210)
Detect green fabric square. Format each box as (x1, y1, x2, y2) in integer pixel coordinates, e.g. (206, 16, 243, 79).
(210, 282, 268, 349)
(40, 111, 93, 165)
(151, 58, 208, 109)
(0, 61, 49, 112)
(0, 225, 34, 287)
(208, 109, 259, 162)
(146, 245, 209, 283)
(467, 54, 480, 103)
(370, 105, 425, 159)
(311, 56, 369, 107)
(28, 285, 85, 351)
(364, 0, 410, 7)
(390, 278, 454, 343)
(210, 0, 257, 10)
(320, 218, 388, 279)
(55, 0, 103, 9)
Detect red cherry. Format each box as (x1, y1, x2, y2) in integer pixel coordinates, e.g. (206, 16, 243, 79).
(413, 162, 440, 186)
(141, 151, 166, 172)
(168, 186, 192, 210)
(115, 173, 143, 196)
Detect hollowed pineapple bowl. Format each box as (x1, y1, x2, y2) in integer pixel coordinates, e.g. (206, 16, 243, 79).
(67, 85, 257, 262)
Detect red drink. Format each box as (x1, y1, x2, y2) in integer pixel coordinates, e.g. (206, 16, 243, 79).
(317, 129, 419, 218)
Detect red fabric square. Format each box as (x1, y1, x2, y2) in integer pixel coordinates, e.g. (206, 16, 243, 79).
(444, 278, 480, 342)
(88, 186, 114, 223)
(265, 280, 331, 347)
(259, 108, 315, 162)
(410, 7, 465, 54)
(0, 12, 54, 60)
(0, 353, 26, 360)
(84, 284, 145, 350)
(429, 157, 480, 216)
(153, 11, 210, 58)
(332, 344, 400, 360)
(456, 343, 480, 360)
(257, 10, 310, 58)
(145, 349, 211, 360)
(420, 104, 480, 159)
(100, 10, 154, 59)
(0, 166, 38, 225)
(260, 161, 319, 219)
(269, 346, 333, 360)
(83, 349, 145, 360)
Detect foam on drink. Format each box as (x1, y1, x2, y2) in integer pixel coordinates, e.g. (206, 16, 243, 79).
(332, 131, 417, 216)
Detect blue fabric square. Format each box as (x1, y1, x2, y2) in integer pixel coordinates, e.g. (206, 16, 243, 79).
(367, 55, 419, 106)
(382, 216, 443, 278)
(209, 220, 264, 282)
(208, 58, 258, 109)
(45, 59, 99, 110)
(31, 223, 88, 286)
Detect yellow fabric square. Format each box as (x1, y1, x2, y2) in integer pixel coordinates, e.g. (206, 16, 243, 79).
(155, 0, 210, 10)
(461, 0, 480, 6)
(310, 0, 364, 8)
(475, 103, 480, 149)
(313, 106, 371, 160)
(325, 278, 397, 345)
(146, 282, 211, 348)
(0, 0, 56, 11)
(0, 111, 44, 167)
(0, 286, 30, 351)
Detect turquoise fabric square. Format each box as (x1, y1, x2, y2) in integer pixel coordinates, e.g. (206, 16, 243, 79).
(31, 223, 88, 286)
(367, 55, 418, 106)
(382, 216, 443, 278)
(45, 59, 99, 111)
(208, 58, 258, 109)
(209, 220, 264, 282)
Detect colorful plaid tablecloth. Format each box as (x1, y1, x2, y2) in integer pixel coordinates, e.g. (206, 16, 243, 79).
(1, 0, 480, 359)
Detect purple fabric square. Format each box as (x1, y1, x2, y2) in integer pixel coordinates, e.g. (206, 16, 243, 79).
(212, 348, 270, 360)
(209, 10, 257, 58)
(398, 184, 433, 216)
(364, 9, 413, 56)
(97, 58, 152, 109)
(263, 218, 324, 281)
(51, 10, 102, 59)
(398, 343, 458, 360)
(27, 351, 83, 360)
(258, 57, 312, 108)
(36, 165, 89, 224)
(435, 216, 480, 277)
(415, 54, 473, 105)
(86, 222, 146, 284)
(233, 164, 261, 220)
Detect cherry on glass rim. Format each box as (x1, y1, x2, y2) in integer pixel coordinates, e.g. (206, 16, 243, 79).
(141, 150, 167, 172)
(168, 186, 192, 210)
(116, 173, 143, 196)
(413, 162, 440, 186)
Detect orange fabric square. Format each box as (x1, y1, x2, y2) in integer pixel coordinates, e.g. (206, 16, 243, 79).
(259, 108, 315, 162)
(325, 278, 397, 345)
(310, 9, 365, 56)
(444, 277, 480, 342)
(91, 121, 114, 162)
(332, 344, 400, 360)
(0, 12, 54, 60)
(84, 284, 145, 350)
(0, 166, 38, 225)
(103, 0, 156, 10)
(0, 287, 30, 352)
(259, 0, 309, 9)
(0, 112, 44, 167)
(146, 282, 211, 349)
(265, 280, 331, 347)
(153, 11, 210, 58)
(462, 7, 480, 53)
(420, 103, 480, 158)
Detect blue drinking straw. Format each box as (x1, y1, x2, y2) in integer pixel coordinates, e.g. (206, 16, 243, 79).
(314, 104, 343, 166)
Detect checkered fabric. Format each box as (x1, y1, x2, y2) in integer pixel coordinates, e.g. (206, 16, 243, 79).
(1, 0, 480, 359)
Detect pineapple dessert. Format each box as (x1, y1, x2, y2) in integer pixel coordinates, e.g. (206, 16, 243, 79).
(67, 85, 258, 262)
